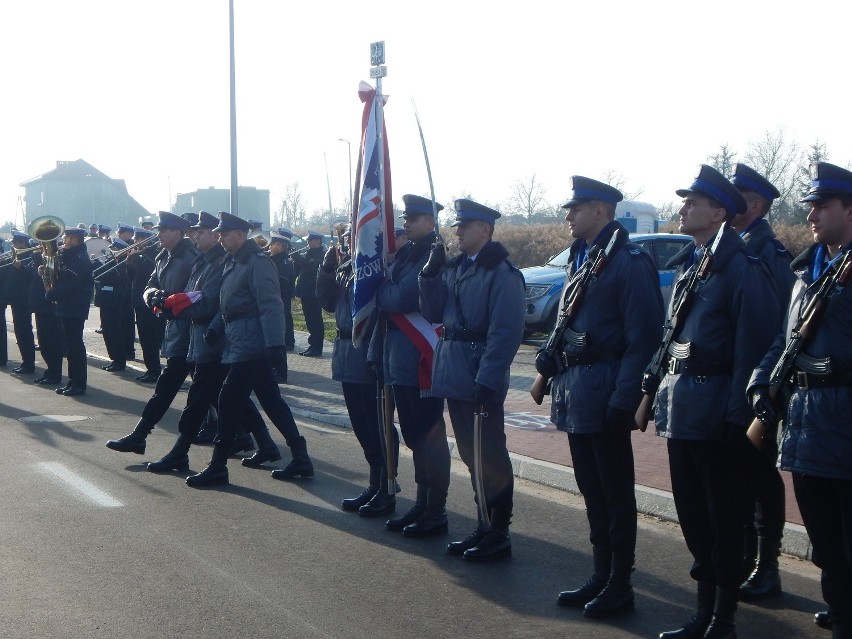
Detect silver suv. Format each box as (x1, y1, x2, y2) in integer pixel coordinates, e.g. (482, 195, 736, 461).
(521, 232, 692, 336)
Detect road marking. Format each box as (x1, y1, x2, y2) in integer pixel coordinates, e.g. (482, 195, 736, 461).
(38, 462, 124, 508)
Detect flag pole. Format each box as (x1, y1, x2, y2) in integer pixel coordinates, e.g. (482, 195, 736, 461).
(369, 41, 396, 497)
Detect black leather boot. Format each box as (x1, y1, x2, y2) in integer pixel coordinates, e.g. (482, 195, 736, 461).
(342, 466, 381, 512)
(463, 508, 511, 562)
(106, 418, 154, 454)
(703, 587, 738, 638)
(147, 434, 193, 472)
(241, 446, 283, 468)
(271, 436, 315, 480)
(387, 483, 427, 531)
(583, 551, 635, 618)
(230, 430, 255, 456)
(186, 445, 229, 487)
(815, 609, 833, 630)
(448, 516, 486, 555)
(402, 485, 448, 537)
(358, 467, 396, 516)
(738, 535, 782, 601)
(558, 546, 611, 607)
(659, 581, 715, 639)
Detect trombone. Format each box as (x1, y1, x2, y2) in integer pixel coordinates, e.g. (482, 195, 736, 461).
(0, 245, 42, 268)
(92, 233, 160, 280)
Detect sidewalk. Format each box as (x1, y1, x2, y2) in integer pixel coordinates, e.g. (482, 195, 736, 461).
(5, 306, 812, 559)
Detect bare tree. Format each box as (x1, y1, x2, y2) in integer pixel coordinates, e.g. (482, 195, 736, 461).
(505, 173, 547, 220)
(276, 181, 306, 230)
(601, 169, 645, 201)
(743, 128, 804, 224)
(707, 144, 737, 177)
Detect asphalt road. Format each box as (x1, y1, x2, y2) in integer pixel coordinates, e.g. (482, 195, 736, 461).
(0, 354, 829, 639)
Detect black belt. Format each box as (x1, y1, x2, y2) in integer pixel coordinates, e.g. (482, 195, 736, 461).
(793, 370, 852, 390)
(222, 311, 257, 324)
(667, 358, 731, 376)
(337, 329, 352, 340)
(442, 328, 486, 342)
(559, 350, 622, 367)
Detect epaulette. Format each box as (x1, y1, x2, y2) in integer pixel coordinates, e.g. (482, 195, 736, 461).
(628, 248, 643, 256)
(746, 253, 763, 265)
(771, 238, 789, 255)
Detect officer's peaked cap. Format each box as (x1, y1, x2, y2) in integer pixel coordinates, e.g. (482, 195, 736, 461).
(801, 162, 852, 202)
(213, 212, 251, 233)
(152, 211, 191, 231)
(400, 194, 443, 219)
(731, 164, 780, 201)
(676, 164, 747, 219)
(450, 199, 501, 227)
(561, 176, 624, 208)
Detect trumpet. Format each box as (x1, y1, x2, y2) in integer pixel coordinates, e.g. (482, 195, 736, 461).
(288, 245, 310, 257)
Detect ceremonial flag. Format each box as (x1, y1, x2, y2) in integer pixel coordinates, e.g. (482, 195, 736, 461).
(163, 291, 202, 316)
(388, 311, 441, 390)
(351, 81, 394, 347)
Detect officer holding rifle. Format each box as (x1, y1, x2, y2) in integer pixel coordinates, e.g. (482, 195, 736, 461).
(641, 165, 780, 639)
(536, 176, 663, 618)
(748, 162, 852, 639)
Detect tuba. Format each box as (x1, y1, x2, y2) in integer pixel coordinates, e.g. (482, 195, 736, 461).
(27, 215, 65, 290)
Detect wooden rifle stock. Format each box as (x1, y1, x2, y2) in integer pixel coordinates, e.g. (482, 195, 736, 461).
(634, 393, 653, 432)
(530, 373, 549, 405)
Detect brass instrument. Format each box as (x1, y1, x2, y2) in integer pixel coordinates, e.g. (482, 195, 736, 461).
(248, 229, 270, 249)
(333, 222, 349, 261)
(287, 245, 310, 257)
(0, 244, 42, 267)
(92, 233, 160, 280)
(27, 215, 65, 290)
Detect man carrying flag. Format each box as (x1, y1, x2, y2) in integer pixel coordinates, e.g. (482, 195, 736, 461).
(367, 194, 451, 537)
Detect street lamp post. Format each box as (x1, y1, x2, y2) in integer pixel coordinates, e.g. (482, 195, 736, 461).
(338, 138, 352, 216)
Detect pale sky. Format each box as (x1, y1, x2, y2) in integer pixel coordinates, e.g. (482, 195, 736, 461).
(3, 1, 850, 228)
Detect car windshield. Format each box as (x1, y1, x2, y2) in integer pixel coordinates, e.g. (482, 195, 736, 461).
(545, 247, 572, 267)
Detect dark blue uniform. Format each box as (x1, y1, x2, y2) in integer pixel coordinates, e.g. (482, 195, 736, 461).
(46, 241, 94, 392)
(547, 221, 663, 610)
(317, 257, 391, 508)
(294, 245, 325, 354)
(653, 227, 781, 595)
(749, 242, 852, 632)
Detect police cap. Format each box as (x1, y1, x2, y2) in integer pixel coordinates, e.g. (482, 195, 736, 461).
(450, 199, 501, 227)
(731, 164, 780, 201)
(676, 164, 747, 219)
(561, 176, 624, 208)
(801, 162, 852, 203)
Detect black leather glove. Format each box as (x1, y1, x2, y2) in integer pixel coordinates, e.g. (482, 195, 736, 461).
(603, 406, 633, 434)
(420, 242, 447, 278)
(203, 329, 219, 346)
(640, 371, 661, 396)
(748, 385, 777, 425)
(535, 349, 558, 378)
(369, 361, 384, 385)
(473, 383, 496, 407)
(146, 289, 165, 310)
(265, 346, 286, 370)
(321, 246, 339, 272)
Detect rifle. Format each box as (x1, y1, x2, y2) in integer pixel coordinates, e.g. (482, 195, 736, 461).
(530, 228, 619, 405)
(634, 223, 725, 431)
(746, 248, 852, 449)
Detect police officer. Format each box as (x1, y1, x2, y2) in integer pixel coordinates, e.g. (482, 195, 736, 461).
(106, 212, 198, 453)
(146, 211, 282, 473)
(268, 230, 295, 381)
(46, 227, 94, 396)
(650, 165, 781, 639)
(7, 230, 37, 374)
(271, 228, 296, 352)
(365, 195, 451, 532)
(115, 224, 137, 361)
(749, 161, 852, 639)
(126, 227, 163, 382)
(730, 163, 796, 603)
(27, 249, 63, 385)
(186, 212, 313, 487)
(419, 198, 525, 560)
(317, 229, 394, 510)
(294, 231, 325, 357)
(95, 238, 131, 373)
(537, 177, 664, 616)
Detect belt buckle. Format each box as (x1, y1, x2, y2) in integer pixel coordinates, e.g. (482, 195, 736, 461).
(796, 371, 809, 390)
